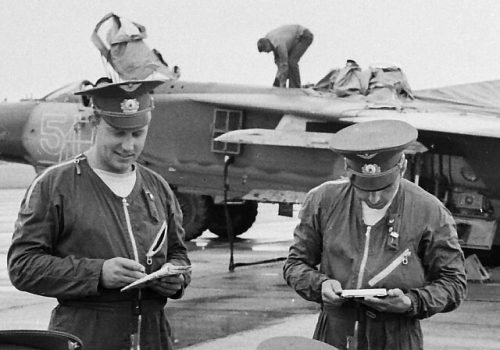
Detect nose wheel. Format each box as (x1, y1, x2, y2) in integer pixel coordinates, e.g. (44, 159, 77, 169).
(174, 191, 213, 241)
(207, 201, 258, 238)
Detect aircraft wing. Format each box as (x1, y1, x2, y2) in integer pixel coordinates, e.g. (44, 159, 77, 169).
(215, 127, 427, 153)
(188, 92, 366, 121)
(190, 90, 500, 139)
(339, 111, 500, 138)
(214, 129, 332, 149)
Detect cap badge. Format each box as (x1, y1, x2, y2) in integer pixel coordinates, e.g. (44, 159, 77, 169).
(362, 164, 381, 175)
(121, 99, 140, 114)
(68, 340, 81, 350)
(357, 153, 378, 159)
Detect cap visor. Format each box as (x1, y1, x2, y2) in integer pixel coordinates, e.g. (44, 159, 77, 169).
(350, 168, 399, 192)
(102, 113, 151, 129)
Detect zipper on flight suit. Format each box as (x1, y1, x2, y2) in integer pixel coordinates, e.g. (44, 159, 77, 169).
(122, 197, 169, 266)
(350, 226, 372, 350)
(122, 198, 142, 350)
(74, 157, 81, 175)
(122, 198, 140, 262)
(74, 154, 86, 175)
(145, 220, 168, 265)
(356, 226, 372, 289)
(368, 248, 411, 287)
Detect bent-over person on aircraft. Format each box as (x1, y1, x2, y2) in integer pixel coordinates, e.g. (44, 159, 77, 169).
(257, 24, 313, 88)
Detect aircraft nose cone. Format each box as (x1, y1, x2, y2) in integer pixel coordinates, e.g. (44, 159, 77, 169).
(0, 101, 37, 164)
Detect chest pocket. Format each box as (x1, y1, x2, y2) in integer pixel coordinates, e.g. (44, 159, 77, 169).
(367, 211, 425, 288)
(368, 248, 411, 287)
(146, 220, 168, 265)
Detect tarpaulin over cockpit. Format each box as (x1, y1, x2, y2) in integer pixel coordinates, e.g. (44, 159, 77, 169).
(91, 13, 180, 82)
(312, 61, 500, 117)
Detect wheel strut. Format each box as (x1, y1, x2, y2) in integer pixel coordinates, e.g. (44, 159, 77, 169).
(223, 155, 286, 272)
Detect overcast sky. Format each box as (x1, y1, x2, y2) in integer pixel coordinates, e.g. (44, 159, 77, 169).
(2, 0, 500, 101)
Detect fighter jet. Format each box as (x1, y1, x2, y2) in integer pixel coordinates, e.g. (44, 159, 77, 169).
(2, 12, 500, 268)
(2, 69, 500, 269)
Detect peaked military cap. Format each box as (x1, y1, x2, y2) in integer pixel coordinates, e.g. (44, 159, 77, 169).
(75, 79, 165, 129)
(256, 336, 338, 350)
(329, 120, 417, 191)
(0, 330, 82, 350)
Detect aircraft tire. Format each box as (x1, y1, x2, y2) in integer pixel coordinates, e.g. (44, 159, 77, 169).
(175, 192, 213, 241)
(208, 201, 258, 238)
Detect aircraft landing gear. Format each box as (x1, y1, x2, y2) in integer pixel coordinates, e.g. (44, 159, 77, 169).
(208, 201, 258, 238)
(173, 191, 258, 241)
(174, 192, 213, 241)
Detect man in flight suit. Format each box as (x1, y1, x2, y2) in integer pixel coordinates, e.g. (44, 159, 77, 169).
(257, 24, 314, 88)
(283, 120, 466, 350)
(8, 79, 191, 350)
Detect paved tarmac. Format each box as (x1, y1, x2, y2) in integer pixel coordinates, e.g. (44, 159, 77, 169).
(1, 168, 500, 349)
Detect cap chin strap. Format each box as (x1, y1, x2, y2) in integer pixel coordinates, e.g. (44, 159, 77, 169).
(347, 167, 399, 192)
(94, 106, 153, 118)
(350, 175, 394, 192)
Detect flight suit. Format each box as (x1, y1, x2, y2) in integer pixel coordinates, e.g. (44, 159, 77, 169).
(283, 179, 467, 350)
(8, 155, 191, 350)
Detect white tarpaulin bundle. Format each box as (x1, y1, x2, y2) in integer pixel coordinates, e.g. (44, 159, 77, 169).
(313, 60, 413, 102)
(91, 13, 180, 82)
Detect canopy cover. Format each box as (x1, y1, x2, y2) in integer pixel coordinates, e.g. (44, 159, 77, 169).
(91, 13, 180, 82)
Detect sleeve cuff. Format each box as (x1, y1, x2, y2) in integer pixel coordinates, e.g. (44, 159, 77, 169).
(169, 272, 189, 300)
(405, 293, 419, 317)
